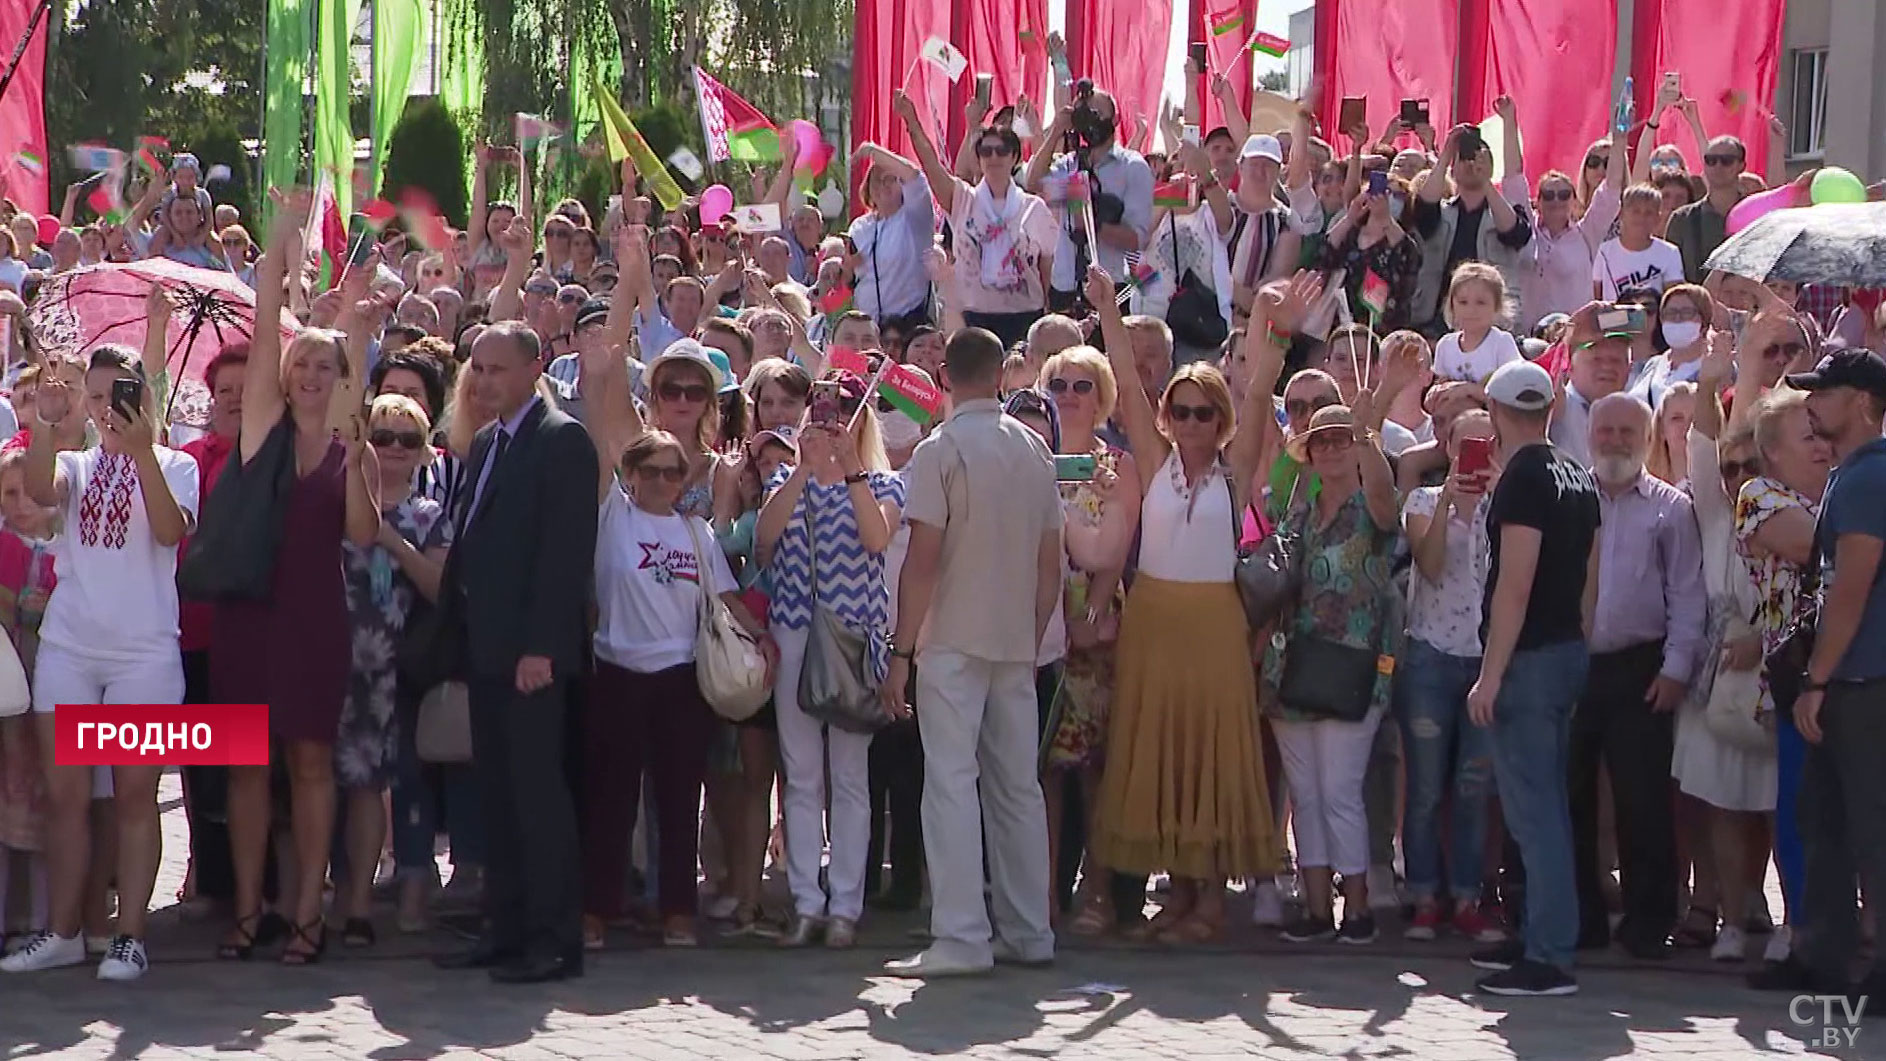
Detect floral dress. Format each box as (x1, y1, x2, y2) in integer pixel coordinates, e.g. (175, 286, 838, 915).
(1734, 476, 1819, 718)
(1044, 445, 1125, 771)
(337, 495, 452, 789)
(1260, 490, 1399, 721)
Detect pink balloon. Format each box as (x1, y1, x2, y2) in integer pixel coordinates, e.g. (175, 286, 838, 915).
(699, 184, 734, 225)
(786, 119, 835, 174)
(1726, 181, 1807, 236)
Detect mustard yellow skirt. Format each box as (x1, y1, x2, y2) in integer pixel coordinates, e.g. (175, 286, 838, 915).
(1092, 575, 1281, 880)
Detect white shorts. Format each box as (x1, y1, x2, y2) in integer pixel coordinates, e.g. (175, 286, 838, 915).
(32, 642, 186, 800)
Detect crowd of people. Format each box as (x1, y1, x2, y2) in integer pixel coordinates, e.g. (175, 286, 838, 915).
(0, 57, 1879, 1007)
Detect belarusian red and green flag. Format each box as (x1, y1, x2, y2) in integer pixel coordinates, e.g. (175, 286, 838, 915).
(1209, 9, 1245, 36)
(14, 149, 43, 178)
(1154, 175, 1192, 209)
(694, 67, 783, 164)
(1359, 269, 1391, 320)
(1250, 32, 1290, 58)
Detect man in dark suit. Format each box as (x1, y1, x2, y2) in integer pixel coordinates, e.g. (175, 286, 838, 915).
(434, 320, 598, 983)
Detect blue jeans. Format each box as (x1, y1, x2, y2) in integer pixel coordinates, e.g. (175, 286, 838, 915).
(1395, 639, 1495, 904)
(1775, 701, 1806, 924)
(391, 699, 486, 878)
(1486, 639, 1588, 971)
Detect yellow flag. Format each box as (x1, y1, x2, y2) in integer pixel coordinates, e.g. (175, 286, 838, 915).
(596, 79, 685, 210)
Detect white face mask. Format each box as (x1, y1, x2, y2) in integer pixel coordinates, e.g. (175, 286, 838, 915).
(880, 410, 922, 451)
(1660, 321, 1701, 349)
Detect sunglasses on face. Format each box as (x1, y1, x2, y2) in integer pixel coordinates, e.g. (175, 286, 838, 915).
(369, 428, 425, 450)
(557, 292, 584, 305)
(1046, 377, 1095, 396)
(633, 462, 687, 483)
(1308, 431, 1355, 453)
(1539, 188, 1574, 202)
(1719, 458, 1762, 479)
(1763, 342, 1806, 360)
(1704, 154, 1742, 168)
(1168, 402, 1217, 424)
(659, 382, 712, 404)
(1584, 157, 1606, 170)
(1285, 395, 1338, 420)
(976, 143, 1014, 158)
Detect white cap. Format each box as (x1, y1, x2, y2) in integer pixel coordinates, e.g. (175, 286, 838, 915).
(1239, 134, 1284, 164)
(1484, 359, 1556, 412)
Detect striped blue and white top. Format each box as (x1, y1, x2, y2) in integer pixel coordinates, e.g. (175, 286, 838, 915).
(764, 466, 906, 678)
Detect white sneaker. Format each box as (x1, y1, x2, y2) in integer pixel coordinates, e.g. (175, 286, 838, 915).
(1763, 924, 1794, 964)
(1710, 924, 1747, 962)
(1250, 882, 1287, 926)
(0, 931, 85, 973)
(96, 935, 148, 981)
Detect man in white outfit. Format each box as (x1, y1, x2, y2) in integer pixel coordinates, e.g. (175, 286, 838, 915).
(882, 326, 1064, 976)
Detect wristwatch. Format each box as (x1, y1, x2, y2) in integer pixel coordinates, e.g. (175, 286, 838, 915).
(1803, 678, 1829, 693)
(844, 471, 869, 485)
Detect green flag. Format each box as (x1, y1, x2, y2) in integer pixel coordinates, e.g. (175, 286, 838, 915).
(370, 0, 427, 197)
(314, 0, 364, 218)
(595, 78, 685, 211)
(262, 0, 314, 235)
(438, 0, 483, 200)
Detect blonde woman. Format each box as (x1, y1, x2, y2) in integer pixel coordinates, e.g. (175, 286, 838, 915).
(1085, 265, 1303, 943)
(1035, 345, 1139, 933)
(1647, 382, 1697, 486)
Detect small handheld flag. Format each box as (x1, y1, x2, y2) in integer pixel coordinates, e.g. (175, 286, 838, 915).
(1250, 32, 1290, 58)
(1210, 10, 1246, 37)
(1359, 269, 1390, 320)
(731, 203, 782, 234)
(397, 187, 454, 252)
(1154, 176, 1193, 209)
(13, 149, 43, 178)
(879, 363, 944, 424)
(919, 36, 969, 83)
(69, 144, 123, 173)
(514, 112, 563, 149)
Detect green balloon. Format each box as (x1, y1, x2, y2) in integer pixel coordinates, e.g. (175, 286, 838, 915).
(1812, 166, 1868, 205)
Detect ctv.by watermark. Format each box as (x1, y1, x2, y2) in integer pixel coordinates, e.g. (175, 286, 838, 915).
(1790, 994, 1866, 1051)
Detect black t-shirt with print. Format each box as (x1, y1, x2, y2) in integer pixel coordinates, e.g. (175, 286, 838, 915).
(1483, 441, 1601, 651)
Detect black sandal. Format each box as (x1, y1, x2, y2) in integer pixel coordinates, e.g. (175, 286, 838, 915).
(341, 917, 376, 948)
(217, 912, 263, 961)
(280, 919, 327, 966)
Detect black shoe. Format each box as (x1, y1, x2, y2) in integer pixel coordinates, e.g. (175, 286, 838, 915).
(1336, 914, 1377, 945)
(1747, 956, 1823, 993)
(1470, 938, 1526, 971)
(489, 952, 579, 984)
(435, 938, 519, 970)
(1619, 934, 1672, 961)
(1279, 915, 1336, 943)
(1477, 959, 1578, 997)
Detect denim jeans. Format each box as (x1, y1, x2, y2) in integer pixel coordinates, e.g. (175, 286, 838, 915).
(1394, 638, 1495, 903)
(391, 697, 486, 879)
(1798, 678, 1886, 984)
(1486, 639, 1588, 971)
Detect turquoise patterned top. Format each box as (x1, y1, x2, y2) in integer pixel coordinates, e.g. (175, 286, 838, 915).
(1260, 489, 1399, 722)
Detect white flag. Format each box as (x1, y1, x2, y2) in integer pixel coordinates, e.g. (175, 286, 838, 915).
(731, 202, 782, 234)
(920, 36, 969, 83)
(68, 145, 123, 173)
(667, 147, 705, 182)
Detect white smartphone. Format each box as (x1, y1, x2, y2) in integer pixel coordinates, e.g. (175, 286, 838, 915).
(1182, 124, 1201, 147)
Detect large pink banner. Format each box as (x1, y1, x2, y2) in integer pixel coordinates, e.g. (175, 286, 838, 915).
(1068, 0, 1175, 142)
(950, 0, 1048, 152)
(850, 0, 953, 210)
(1631, 0, 1785, 176)
(1460, 0, 1618, 186)
(1314, 0, 1459, 152)
(0, 0, 48, 216)
(1190, 0, 1258, 135)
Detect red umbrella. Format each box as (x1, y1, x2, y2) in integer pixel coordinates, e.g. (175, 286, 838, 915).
(27, 258, 300, 428)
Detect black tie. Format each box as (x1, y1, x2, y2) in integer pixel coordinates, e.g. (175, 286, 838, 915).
(467, 428, 512, 530)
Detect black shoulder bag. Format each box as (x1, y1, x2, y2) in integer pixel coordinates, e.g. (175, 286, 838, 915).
(178, 413, 297, 602)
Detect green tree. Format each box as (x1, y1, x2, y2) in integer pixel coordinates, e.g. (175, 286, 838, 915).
(1260, 70, 1289, 93)
(381, 99, 470, 227)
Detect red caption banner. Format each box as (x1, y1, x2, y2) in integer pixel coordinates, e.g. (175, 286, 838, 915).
(54, 704, 271, 766)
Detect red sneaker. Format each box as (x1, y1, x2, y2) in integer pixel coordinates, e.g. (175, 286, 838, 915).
(1403, 905, 1442, 941)
(1453, 904, 1506, 943)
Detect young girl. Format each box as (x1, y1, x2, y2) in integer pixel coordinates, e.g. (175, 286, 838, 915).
(0, 449, 51, 952)
(1431, 264, 1521, 385)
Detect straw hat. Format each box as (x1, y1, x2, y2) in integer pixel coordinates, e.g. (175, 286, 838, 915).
(1287, 404, 1358, 464)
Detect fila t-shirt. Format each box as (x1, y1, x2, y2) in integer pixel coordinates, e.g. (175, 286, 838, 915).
(593, 487, 736, 674)
(1591, 237, 1685, 299)
(1483, 441, 1601, 651)
(42, 446, 201, 662)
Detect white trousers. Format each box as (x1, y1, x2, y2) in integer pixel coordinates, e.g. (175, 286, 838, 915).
(33, 642, 185, 800)
(1272, 706, 1386, 877)
(773, 625, 874, 921)
(916, 648, 1052, 963)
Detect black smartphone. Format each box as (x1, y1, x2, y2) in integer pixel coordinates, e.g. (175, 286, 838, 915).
(1338, 96, 1367, 133)
(110, 377, 143, 422)
(346, 214, 375, 267)
(1400, 98, 1430, 126)
(1188, 42, 1208, 71)
(1457, 128, 1485, 159)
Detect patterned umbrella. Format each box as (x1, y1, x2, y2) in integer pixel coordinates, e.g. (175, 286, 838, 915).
(1704, 203, 1886, 288)
(27, 258, 300, 428)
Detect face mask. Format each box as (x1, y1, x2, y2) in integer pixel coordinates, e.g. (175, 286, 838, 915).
(1389, 196, 1406, 221)
(1660, 321, 1701, 349)
(880, 410, 922, 451)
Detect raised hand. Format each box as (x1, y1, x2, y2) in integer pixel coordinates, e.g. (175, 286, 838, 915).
(1261, 270, 1326, 333)
(1082, 263, 1118, 309)
(891, 90, 919, 126)
(1493, 94, 1516, 123)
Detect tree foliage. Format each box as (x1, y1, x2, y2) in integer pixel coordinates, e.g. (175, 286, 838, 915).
(381, 99, 470, 228)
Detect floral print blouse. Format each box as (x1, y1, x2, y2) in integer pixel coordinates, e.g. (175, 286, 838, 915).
(1734, 475, 1818, 716)
(1261, 490, 1399, 721)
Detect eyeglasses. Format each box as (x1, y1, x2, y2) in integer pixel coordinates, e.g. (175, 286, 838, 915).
(1704, 153, 1742, 168)
(1583, 157, 1606, 169)
(1168, 403, 1218, 424)
(633, 462, 687, 483)
(976, 143, 1014, 158)
(1308, 431, 1355, 453)
(557, 292, 584, 305)
(1046, 377, 1096, 396)
(1719, 458, 1762, 479)
(658, 382, 712, 403)
(1285, 395, 1338, 420)
(1539, 188, 1574, 203)
(369, 428, 425, 450)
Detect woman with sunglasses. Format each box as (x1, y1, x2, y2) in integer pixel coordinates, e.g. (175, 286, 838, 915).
(1521, 134, 1625, 334)
(1317, 177, 1421, 333)
(755, 369, 903, 949)
(330, 395, 451, 947)
(1035, 347, 1140, 933)
(1084, 265, 1302, 943)
(578, 334, 772, 947)
(893, 90, 1057, 350)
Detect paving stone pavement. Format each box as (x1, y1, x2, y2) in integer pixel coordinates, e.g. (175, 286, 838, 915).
(0, 776, 1870, 1060)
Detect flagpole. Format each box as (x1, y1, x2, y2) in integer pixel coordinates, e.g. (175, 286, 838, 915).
(367, 0, 379, 197)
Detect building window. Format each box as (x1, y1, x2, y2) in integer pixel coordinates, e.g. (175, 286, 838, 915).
(1787, 48, 1828, 160)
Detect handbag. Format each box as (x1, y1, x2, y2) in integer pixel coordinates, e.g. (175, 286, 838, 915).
(795, 503, 886, 734)
(1704, 664, 1773, 751)
(178, 413, 297, 602)
(683, 518, 771, 722)
(1235, 472, 1306, 631)
(1166, 213, 1229, 349)
(0, 633, 28, 717)
(1277, 634, 1381, 722)
(414, 681, 472, 763)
